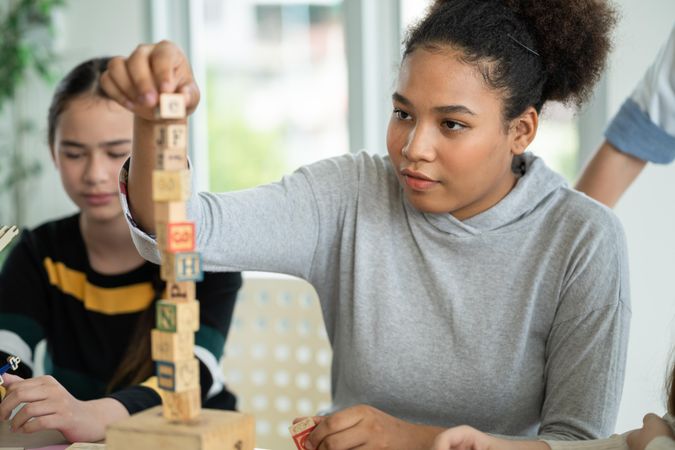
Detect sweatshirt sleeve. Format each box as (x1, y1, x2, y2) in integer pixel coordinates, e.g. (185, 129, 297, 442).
(0, 231, 50, 378)
(539, 213, 631, 440)
(120, 154, 358, 279)
(605, 25, 675, 163)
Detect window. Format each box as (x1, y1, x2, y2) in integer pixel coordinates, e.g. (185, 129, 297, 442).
(200, 0, 348, 192)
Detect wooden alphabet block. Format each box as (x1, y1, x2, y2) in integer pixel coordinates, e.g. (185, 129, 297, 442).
(157, 222, 195, 253)
(156, 93, 186, 119)
(152, 170, 190, 202)
(155, 201, 187, 224)
(151, 329, 195, 361)
(106, 406, 256, 450)
(156, 299, 199, 333)
(156, 358, 200, 392)
(160, 252, 203, 282)
(162, 387, 201, 422)
(154, 124, 187, 149)
(157, 148, 188, 171)
(164, 281, 196, 302)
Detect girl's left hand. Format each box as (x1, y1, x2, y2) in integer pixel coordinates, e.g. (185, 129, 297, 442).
(0, 374, 128, 443)
(627, 413, 675, 450)
(301, 404, 440, 450)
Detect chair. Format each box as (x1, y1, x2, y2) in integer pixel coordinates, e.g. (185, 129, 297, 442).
(221, 274, 332, 450)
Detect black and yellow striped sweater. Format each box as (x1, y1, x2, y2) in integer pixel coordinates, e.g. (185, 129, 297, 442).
(0, 213, 242, 413)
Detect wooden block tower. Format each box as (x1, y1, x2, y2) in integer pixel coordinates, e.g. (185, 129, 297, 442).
(106, 94, 255, 450)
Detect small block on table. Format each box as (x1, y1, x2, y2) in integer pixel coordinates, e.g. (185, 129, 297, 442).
(156, 94, 186, 119)
(106, 406, 255, 450)
(289, 417, 317, 450)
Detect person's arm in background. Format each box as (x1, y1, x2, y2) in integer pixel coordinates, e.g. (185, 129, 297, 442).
(575, 25, 675, 207)
(575, 141, 647, 208)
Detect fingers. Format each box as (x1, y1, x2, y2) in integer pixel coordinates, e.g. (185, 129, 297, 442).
(15, 413, 59, 434)
(10, 399, 54, 431)
(1, 373, 24, 387)
(126, 44, 160, 107)
(0, 376, 54, 420)
(101, 57, 137, 110)
(307, 409, 363, 450)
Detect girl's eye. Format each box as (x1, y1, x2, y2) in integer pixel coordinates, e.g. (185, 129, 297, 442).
(393, 109, 411, 120)
(442, 120, 465, 131)
(63, 153, 83, 160)
(109, 152, 130, 159)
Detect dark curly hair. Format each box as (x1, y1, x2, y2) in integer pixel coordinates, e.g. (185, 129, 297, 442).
(47, 57, 113, 149)
(403, 0, 618, 123)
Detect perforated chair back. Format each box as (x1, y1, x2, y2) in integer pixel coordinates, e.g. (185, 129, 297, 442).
(221, 274, 332, 450)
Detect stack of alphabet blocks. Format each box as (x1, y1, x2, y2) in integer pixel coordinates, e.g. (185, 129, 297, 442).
(106, 93, 255, 450)
(152, 93, 203, 422)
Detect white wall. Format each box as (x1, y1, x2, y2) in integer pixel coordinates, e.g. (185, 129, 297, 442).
(12, 0, 149, 228)
(607, 2, 675, 432)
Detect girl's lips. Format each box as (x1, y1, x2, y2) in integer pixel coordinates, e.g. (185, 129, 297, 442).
(404, 175, 439, 191)
(83, 193, 116, 206)
(401, 168, 439, 191)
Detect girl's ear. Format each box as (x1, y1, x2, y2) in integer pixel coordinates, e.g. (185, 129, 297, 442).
(509, 106, 538, 155)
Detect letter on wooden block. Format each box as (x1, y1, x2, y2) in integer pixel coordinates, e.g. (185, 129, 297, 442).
(152, 170, 190, 202)
(154, 124, 187, 149)
(106, 406, 256, 450)
(151, 329, 195, 361)
(157, 149, 188, 171)
(164, 281, 196, 302)
(157, 222, 195, 253)
(156, 93, 186, 119)
(156, 299, 199, 333)
(156, 358, 199, 392)
(160, 252, 203, 282)
(162, 387, 201, 422)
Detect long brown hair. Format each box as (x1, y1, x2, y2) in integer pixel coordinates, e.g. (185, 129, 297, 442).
(107, 274, 164, 392)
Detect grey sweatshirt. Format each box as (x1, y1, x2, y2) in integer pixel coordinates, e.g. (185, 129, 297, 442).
(124, 152, 630, 440)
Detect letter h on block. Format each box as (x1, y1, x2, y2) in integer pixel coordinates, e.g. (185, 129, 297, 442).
(161, 252, 203, 282)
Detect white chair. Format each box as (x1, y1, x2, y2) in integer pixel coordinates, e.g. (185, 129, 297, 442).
(222, 274, 332, 450)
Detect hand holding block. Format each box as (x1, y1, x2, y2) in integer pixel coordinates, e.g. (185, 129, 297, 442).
(160, 252, 204, 282)
(165, 281, 196, 302)
(152, 170, 190, 202)
(106, 406, 256, 450)
(152, 329, 195, 361)
(156, 93, 186, 119)
(156, 299, 199, 332)
(162, 386, 201, 422)
(156, 358, 200, 392)
(155, 124, 187, 149)
(157, 222, 195, 253)
(155, 201, 187, 224)
(289, 417, 317, 450)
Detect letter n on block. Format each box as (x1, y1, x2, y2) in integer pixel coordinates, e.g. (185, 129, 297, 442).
(156, 358, 200, 392)
(157, 222, 195, 253)
(161, 252, 203, 282)
(156, 299, 199, 333)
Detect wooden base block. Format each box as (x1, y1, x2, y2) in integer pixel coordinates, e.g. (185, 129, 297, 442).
(106, 406, 255, 450)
